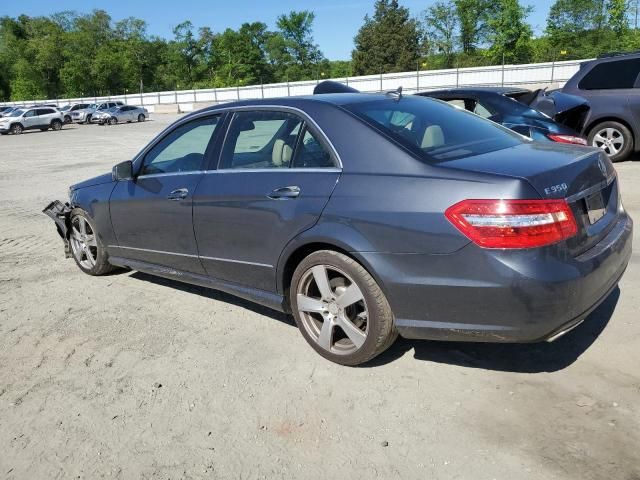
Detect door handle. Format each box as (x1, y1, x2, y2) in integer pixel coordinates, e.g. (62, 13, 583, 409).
(267, 186, 300, 200)
(167, 188, 189, 201)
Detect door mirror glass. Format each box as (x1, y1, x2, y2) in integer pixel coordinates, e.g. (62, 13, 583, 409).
(112, 160, 133, 181)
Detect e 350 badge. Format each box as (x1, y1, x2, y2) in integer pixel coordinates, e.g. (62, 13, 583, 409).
(544, 183, 568, 195)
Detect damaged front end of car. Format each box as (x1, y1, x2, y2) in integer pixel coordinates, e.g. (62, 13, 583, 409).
(43, 200, 73, 258)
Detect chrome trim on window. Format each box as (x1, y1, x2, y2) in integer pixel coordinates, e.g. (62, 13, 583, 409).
(131, 104, 344, 171)
(108, 245, 273, 268)
(136, 170, 204, 180)
(203, 167, 342, 174)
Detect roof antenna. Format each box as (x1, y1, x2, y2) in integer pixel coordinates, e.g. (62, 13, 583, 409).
(386, 85, 403, 101)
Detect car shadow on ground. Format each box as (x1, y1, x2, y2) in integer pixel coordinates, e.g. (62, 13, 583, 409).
(128, 271, 294, 326)
(129, 270, 619, 373)
(369, 287, 620, 373)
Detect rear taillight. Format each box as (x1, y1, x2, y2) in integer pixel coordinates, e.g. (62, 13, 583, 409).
(547, 134, 587, 145)
(445, 199, 578, 249)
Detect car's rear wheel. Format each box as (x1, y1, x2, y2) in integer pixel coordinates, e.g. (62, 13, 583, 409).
(10, 123, 23, 135)
(588, 121, 633, 162)
(138, 114, 145, 122)
(290, 250, 397, 366)
(69, 209, 115, 276)
(108, 117, 117, 126)
(51, 119, 62, 131)
(85, 114, 92, 124)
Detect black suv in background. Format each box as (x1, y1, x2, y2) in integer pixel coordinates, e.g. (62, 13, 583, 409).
(562, 52, 640, 162)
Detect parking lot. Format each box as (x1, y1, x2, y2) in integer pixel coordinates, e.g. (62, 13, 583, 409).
(0, 117, 639, 479)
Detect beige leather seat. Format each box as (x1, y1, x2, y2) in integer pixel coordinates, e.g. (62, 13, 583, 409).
(272, 139, 293, 167)
(421, 125, 445, 148)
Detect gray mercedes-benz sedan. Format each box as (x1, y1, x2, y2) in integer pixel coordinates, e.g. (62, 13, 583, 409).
(44, 91, 633, 365)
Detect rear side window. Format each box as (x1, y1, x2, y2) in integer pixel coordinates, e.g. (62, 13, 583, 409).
(292, 128, 335, 168)
(579, 59, 640, 90)
(220, 111, 303, 169)
(345, 96, 520, 162)
(37, 108, 55, 115)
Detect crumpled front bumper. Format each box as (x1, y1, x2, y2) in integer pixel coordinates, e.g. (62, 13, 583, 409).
(43, 200, 72, 257)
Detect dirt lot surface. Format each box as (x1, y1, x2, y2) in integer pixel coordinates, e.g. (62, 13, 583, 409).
(1, 116, 639, 480)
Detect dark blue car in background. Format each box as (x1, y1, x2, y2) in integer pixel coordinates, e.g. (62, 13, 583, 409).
(45, 90, 632, 365)
(419, 87, 590, 146)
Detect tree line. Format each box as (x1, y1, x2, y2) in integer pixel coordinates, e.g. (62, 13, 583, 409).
(1, 0, 639, 102)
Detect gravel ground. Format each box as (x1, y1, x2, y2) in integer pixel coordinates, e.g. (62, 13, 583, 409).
(0, 116, 639, 480)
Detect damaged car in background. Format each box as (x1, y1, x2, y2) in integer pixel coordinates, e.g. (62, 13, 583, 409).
(419, 87, 590, 146)
(44, 83, 632, 366)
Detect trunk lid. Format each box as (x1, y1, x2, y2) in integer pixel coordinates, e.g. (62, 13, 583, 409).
(509, 89, 591, 133)
(438, 142, 619, 255)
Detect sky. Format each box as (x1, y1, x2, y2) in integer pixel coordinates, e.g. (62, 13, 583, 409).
(1, 0, 557, 60)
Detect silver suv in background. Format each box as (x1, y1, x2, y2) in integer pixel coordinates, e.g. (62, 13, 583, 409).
(59, 103, 91, 124)
(71, 101, 124, 124)
(0, 107, 64, 135)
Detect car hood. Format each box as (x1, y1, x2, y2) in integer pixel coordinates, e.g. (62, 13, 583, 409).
(70, 172, 113, 191)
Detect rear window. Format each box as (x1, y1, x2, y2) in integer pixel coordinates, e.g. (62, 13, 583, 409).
(344, 96, 521, 162)
(579, 58, 640, 90)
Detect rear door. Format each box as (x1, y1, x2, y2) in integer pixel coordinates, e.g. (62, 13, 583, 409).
(193, 108, 341, 292)
(109, 113, 224, 273)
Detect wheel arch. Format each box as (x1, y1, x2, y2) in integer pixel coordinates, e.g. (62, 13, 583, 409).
(276, 239, 387, 304)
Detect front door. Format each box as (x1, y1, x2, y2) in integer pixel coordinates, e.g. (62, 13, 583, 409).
(22, 110, 39, 129)
(109, 114, 224, 274)
(193, 109, 341, 292)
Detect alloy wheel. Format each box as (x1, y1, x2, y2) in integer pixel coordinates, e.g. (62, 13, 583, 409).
(296, 264, 368, 355)
(592, 127, 624, 156)
(70, 216, 98, 270)
(11, 124, 23, 134)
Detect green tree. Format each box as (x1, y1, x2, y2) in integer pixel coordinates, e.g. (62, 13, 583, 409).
(423, 1, 459, 68)
(486, 0, 533, 64)
(454, 0, 491, 53)
(352, 0, 421, 75)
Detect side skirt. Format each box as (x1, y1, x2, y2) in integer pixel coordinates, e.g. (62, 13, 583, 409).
(109, 256, 289, 313)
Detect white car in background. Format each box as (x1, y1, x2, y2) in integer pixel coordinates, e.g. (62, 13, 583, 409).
(0, 107, 64, 135)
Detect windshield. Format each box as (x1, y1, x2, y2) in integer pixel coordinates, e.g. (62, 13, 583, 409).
(344, 96, 522, 162)
(107, 106, 119, 112)
(9, 109, 24, 117)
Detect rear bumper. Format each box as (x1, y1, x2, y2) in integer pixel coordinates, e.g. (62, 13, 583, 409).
(359, 211, 633, 343)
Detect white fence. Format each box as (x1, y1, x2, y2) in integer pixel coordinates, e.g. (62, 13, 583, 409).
(5, 59, 585, 113)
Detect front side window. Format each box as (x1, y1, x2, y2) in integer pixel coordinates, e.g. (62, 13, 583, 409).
(579, 59, 640, 90)
(220, 111, 303, 169)
(344, 96, 521, 162)
(140, 115, 221, 176)
(23, 110, 36, 118)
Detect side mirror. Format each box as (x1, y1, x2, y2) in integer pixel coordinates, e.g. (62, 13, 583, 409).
(112, 160, 133, 181)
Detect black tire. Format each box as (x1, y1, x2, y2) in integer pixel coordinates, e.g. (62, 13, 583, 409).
(10, 123, 23, 135)
(64, 115, 71, 124)
(69, 208, 116, 276)
(51, 119, 62, 131)
(85, 114, 92, 124)
(108, 117, 117, 126)
(138, 114, 145, 122)
(290, 250, 397, 366)
(587, 121, 633, 162)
